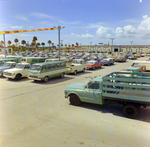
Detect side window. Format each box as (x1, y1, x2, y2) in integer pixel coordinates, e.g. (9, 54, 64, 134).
(25, 65, 30, 69)
(48, 65, 52, 69)
(52, 64, 56, 68)
(42, 65, 47, 71)
(56, 64, 60, 67)
(88, 81, 99, 89)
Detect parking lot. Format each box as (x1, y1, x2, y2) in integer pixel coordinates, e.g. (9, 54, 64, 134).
(0, 57, 150, 147)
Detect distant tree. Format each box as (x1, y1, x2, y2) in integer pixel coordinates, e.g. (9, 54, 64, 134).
(76, 42, 79, 46)
(21, 40, 26, 47)
(65, 44, 67, 47)
(8, 40, 12, 46)
(41, 42, 45, 51)
(48, 40, 52, 51)
(37, 42, 40, 47)
(14, 38, 19, 46)
(33, 36, 37, 45)
(72, 44, 74, 47)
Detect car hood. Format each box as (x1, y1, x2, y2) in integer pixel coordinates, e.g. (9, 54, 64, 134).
(87, 64, 94, 66)
(4, 68, 23, 72)
(0, 67, 10, 71)
(65, 83, 87, 90)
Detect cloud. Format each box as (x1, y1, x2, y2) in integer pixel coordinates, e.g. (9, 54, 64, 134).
(87, 23, 102, 28)
(31, 12, 54, 19)
(123, 25, 137, 37)
(96, 26, 111, 38)
(71, 33, 94, 38)
(11, 26, 23, 29)
(114, 27, 123, 37)
(15, 15, 28, 21)
(137, 15, 150, 38)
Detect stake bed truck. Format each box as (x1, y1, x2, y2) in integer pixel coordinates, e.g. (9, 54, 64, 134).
(64, 72, 150, 118)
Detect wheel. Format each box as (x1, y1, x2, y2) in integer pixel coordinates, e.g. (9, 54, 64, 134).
(60, 73, 65, 78)
(43, 76, 49, 83)
(82, 68, 85, 72)
(123, 104, 138, 119)
(74, 70, 77, 75)
(93, 67, 95, 70)
(108, 63, 110, 66)
(69, 94, 81, 106)
(15, 74, 21, 80)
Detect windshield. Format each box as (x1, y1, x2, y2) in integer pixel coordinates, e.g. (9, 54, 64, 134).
(15, 64, 24, 69)
(2, 63, 11, 67)
(72, 60, 82, 64)
(87, 61, 94, 64)
(30, 65, 42, 71)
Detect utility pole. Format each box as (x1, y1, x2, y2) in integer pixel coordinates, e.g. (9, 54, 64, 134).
(110, 38, 115, 53)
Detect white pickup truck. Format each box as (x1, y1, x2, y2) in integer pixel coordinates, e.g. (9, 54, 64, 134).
(67, 59, 87, 75)
(3, 63, 31, 80)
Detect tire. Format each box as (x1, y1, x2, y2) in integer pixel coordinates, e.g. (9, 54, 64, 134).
(123, 104, 138, 119)
(43, 76, 49, 83)
(15, 74, 21, 80)
(69, 94, 81, 106)
(60, 73, 65, 78)
(74, 70, 77, 75)
(82, 68, 85, 72)
(93, 67, 95, 70)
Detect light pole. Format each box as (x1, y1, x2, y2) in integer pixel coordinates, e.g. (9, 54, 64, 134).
(110, 38, 115, 53)
(130, 41, 133, 53)
(55, 25, 65, 61)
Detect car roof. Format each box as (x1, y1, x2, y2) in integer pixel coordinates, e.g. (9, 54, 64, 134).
(33, 61, 65, 66)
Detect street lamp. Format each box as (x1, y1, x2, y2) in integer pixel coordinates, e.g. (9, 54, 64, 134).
(130, 41, 133, 53)
(54, 25, 65, 61)
(110, 38, 115, 53)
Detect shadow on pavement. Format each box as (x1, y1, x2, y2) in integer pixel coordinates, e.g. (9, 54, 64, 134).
(76, 102, 150, 123)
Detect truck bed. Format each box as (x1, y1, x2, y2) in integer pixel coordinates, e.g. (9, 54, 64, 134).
(102, 72, 150, 104)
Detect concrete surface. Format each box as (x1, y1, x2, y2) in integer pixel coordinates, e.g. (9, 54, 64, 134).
(0, 57, 150, 147)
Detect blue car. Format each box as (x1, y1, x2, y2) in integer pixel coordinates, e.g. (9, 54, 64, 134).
(0, 62, 16, 76)
(100, 58, 114, 66)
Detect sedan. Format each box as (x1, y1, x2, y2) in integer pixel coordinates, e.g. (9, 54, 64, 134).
(87, 60, 103, 70)
(99, 58, 114, 66)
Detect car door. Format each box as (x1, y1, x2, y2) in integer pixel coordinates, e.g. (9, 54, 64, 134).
(23, 64, 30, 77)
(83, 81, 102, 104)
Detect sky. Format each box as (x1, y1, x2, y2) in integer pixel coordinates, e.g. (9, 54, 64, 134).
(0, 0, 150, 47)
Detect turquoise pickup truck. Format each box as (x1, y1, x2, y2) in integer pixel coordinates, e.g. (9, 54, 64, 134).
(64, 72, 150, 119)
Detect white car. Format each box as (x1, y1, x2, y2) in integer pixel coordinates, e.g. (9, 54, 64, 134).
(67, 59, 87, 75)
(3, 63, 31, 80)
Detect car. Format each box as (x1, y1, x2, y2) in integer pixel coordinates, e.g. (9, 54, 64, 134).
(99, 58, 114, 66)
(0, 62, 16, 77)
(128, 55, 137, 60)
(86, 60, 103, 70)
(115, 56, 127, 62)
(3, 63, 31, 80)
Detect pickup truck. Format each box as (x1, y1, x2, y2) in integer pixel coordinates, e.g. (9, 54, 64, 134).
(67, 59, 87, 75)
(64, 72, 150, 119)
(3, 63, 31, 80)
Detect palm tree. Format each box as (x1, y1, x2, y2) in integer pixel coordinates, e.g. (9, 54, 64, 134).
(8, 40, 12, 46)
(14, 38, 19, 51)
(41, 42, 45, 51)
(48, 40, 52, 51)
(36, 42, 40, 52)
(21, 40, 26, 47)
(33, 36, 37, 45)
(14, 38, 19, 46)
(76, 42, 79, 46)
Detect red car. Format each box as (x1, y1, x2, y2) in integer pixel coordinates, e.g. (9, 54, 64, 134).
(87, 60, 103, 70)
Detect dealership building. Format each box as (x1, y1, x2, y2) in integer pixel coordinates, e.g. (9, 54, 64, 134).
(77, 44, 150, 53)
